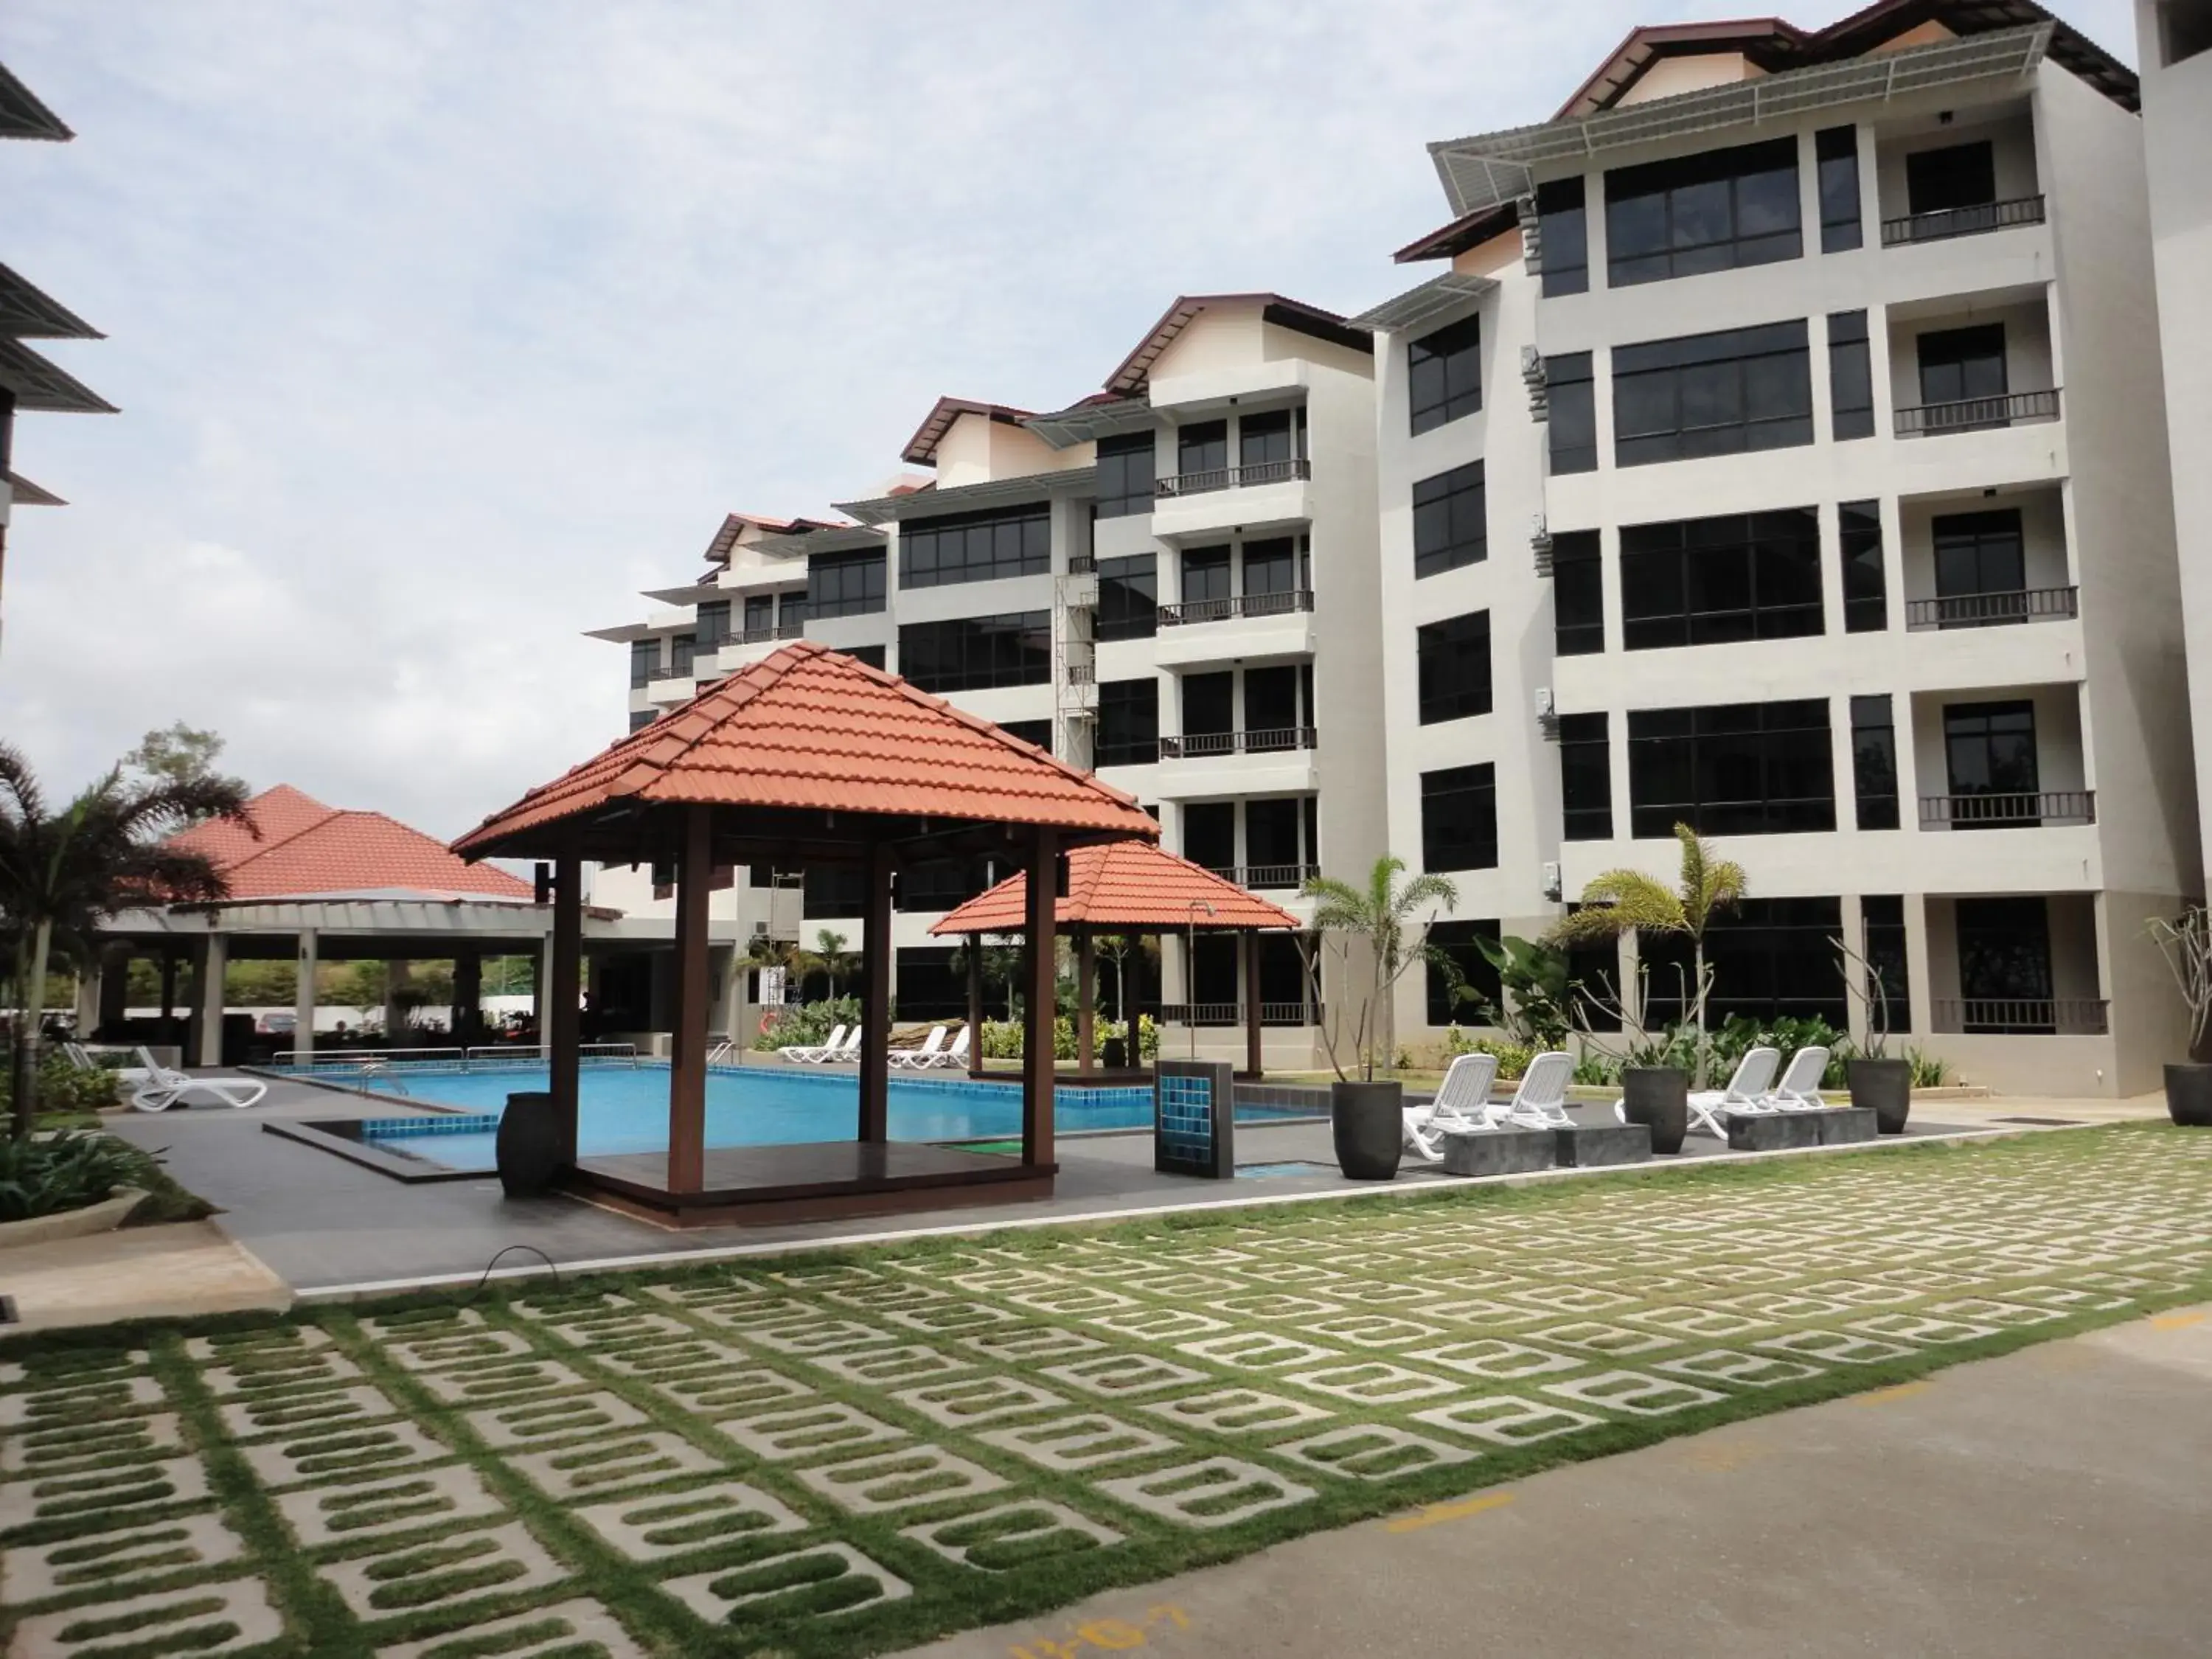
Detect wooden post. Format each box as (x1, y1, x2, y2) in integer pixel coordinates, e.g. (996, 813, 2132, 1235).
(1130, 931, 1147, 1071)
(1243, 927, 1264, 1080)
(667, 807, 712, 1193)
(159, 947, 179, 1045)
(858, 841, 894, 1144)
(549, 844, 583, 1167)
(966, 933, 987, 1079)
(1021, 827, 1058, 1169)
(1077, 928, 1096, 1074)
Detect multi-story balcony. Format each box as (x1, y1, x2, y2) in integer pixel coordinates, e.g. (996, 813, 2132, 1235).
(1905, 587, 2077, 630)
(1152, 458, 1313, 541)
(1929, 996, 2109, 1036)
(1886, 290, 2062, 474)
(1916, 789, 2096, 829)
(1894, 387, 2062, 438)
(1157, 726, 1318, 760)
(1155, 457, 1312, 498)
(1152, 590, 1317, 669)
(1879, 194, 2046, 248)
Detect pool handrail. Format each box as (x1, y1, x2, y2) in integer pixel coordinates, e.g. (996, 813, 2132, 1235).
(270, 1041, 641, 1072)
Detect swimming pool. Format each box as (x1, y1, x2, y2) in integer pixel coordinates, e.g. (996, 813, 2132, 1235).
(278, 1060, 1312, 1170)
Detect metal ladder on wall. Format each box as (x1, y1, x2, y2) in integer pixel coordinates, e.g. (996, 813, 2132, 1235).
(1053, 557, 1100, 769)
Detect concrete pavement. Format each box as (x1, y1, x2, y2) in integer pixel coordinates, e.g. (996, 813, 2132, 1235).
(892, 1303, 2212, 1659)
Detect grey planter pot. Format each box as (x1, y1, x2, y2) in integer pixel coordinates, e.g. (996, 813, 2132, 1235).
(1620, 1065, 1688, 1155)
(1101, 1035, 1128, 1069)
(2164, 1062, 2212, 1127)
(495, 1091, 563, 1197)
(1849, 1057, 1913, 1134)
(1332, 1079, 1404, 1180)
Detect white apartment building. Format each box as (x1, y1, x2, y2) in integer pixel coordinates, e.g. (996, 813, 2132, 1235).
(593, 1, 2198, 1096)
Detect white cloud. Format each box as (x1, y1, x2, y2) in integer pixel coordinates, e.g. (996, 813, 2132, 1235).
(0, 0, 2140, 836)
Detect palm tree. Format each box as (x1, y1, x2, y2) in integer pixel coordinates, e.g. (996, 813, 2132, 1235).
(1301, 855, 1459, 1082)
(0, 745, 251, 1137)
(813, 929, 860, 1001)
(1544, 823, 1747, 1088)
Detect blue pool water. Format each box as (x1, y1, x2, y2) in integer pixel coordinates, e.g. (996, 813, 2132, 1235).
(281, 1061, 1311, 1171)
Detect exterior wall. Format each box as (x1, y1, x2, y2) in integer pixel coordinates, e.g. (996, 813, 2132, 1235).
(1615, 54, 1764, 106)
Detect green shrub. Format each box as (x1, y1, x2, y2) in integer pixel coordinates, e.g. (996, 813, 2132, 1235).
(982, 1015, 1156, 1062)
(1904, 1045, 1951, 1087)
(1573, 1051, 1621, 1087)
(0, 1051, 122, 1118)
(0, 1130, 143, 1222)
(752, 997, 862, 1052)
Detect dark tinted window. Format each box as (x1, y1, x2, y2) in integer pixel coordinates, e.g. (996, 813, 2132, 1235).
(1240, 408, 1295, 468)
(1413, 461, 1486, 578)
(1245, 798, 1304, 882)
(1917, 324, 2006, 406)
(1096, 678, 1158, 766)
(1905, 141, 1996, 215)
(1644, 898, 1845, 1026)
(1183, 801, 1236, 872)
(895, 947, 967, 1018)
(900, 504, 1051, 589)
(1605, 137, 1801, 287)
(1409, 311, 1483, 434)
(1829, 310, 1874, 440)
(1421, 763, 1498, 872)
(807, 549, 887, 618)
(1944, 700, 2038, 798)
(630, 639, 656, 687)
(1537, 175, 1589, 296)
(1178, 420, 1228, 478)
(842, 644, 886, 669)
(1619, 508, 1822, 649)
(1182, 545, 1232, 605)
(1863, 894, 1910, 1033)
(1553, 530, 1604, 656)
(696, 599, 731, 648)
(669, 634, 696, 678)
(1242, 537, 1298, 597)
(898, 862, 992, 915)
(627, 707, 655, 731)
(1427, 918, 1503, 1026)
(896, 612, 1049, 692)
(1842, 500, 1885, 633)
(1613, 321, 1812, 465)
(1096, 553, 1157, 640)
(1182, 671, 1234, 736)
(998, 720, 1052, 752)
(1244, 665, 1300, 740)
(1548, 352, 1596, 475)
(1851, 693, 1899, 830)
(1559, 712, 1613, 842)
(1933, 509, 2025, 605)
(1416, 611, 1492, 724)
(1095, 431, 1155, 519)
(1816, 125, 1862, 252)
(1628, 699, 1834, 838)
(803, 866, 866, 919)
(743, 594, 774, 635)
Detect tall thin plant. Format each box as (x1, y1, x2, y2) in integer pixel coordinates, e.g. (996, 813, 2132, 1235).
(1300, 855, 1458, 1082)
(2148, 905, 2212, 1062)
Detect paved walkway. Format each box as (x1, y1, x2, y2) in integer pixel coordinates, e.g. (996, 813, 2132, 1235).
(0, 1220, 291, 1332)
(891, 1303, 2212, 1659)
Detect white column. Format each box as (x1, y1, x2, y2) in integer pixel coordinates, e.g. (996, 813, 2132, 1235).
(294, 929, 317, 1060)
(73, 958, 101, 1033)
(196, 933, 229, 1067)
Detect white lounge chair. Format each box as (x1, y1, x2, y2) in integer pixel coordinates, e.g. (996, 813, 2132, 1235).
(1764, 1046, 1831, 1111)
(1498, 1050, 1577, 1130)
(888, 1026, 947, 1070)
(1403, 1051, 1500, 1162)
(125, 1048, 268, 1113)
(924, 1026, 973, 1071)
(1639, 1045, 1781, 1139)
(778, 1023, 847, 1065)
(818, 1027, 863, 1065)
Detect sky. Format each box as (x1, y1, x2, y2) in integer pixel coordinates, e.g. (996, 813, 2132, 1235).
(0, 0, 2140, 838)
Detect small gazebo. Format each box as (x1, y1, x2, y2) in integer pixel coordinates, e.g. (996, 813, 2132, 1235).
(452, 642, 1158, 1225)
(931, 841, 1301, 1080)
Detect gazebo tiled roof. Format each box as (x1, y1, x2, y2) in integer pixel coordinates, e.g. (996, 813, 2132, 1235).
(170, 785, 534, 902)
(452, 641, 1159, 860)
(931, 840, 1298, 936)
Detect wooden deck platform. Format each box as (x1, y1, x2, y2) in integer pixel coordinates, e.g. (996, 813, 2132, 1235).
(566, 1141, 1056, 1228)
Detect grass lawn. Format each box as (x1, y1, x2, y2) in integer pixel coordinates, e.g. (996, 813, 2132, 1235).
(2, 1123, 2208, 1658)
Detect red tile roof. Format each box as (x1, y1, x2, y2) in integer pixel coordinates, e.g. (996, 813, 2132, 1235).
(930, 840, 1298, 935)
(453, 642, 1160, 859)
(1102, 294, 1371, 397)
(170, 785, 535, 902)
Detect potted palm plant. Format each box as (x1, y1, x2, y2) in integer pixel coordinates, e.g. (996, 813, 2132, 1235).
(2148, 907, 2212, 1127)
(1834, 931, 1911, 1133)
(1301, 856, 1458, 1180)
(1545, 825, 1745, 1156)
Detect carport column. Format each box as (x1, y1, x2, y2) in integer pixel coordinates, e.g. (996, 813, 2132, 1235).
(293, 929, 317, 1060)
(1021, 827, 1058, 1169)
(1076, 928, 1096, 1074)
(383, 960, 410, 1048)
(667, 808, 713, 1192)
(858, 841, 894, 1144)
(966, 933, 987, 1079)
(97, 947, 128, 1036)
(549, 846, 582, 1166)
(1243, 927, 1263, 1079)
(159, 948, 181, 1043)
(451, 950, 481, 1048)
(195, 931, 228, 1067)
(73, 954, 101, 1034)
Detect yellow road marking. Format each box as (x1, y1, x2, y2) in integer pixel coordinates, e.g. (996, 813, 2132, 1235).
(2150, 1312, 2206, 1332)
(1854, 1381, 1933, 1407)
(1386, 1490, 1516, 1534)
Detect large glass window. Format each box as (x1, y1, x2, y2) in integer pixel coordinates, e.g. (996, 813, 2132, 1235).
(1943, 700, 2038, 819)
(1559, 712, 1613, 842)
(1426, 919, 1503, 1026)
(1242, 538, 1298, 598)
(669, 633, 696, 678)
(1644, 898, 1846, 1026)
(998, 720, 1052, 752)
(1421, 763, 1498, 872)
(695, 599, 731, 649)
(806, 549, 886, 619)
(1851, 694, 1899, 830)
(1537, 175, 1589, 297)
(1239, 408, 1298, 469)
(1628, 699, 1834, 838)
(1183, 801, 1236, 872)
(1095, 431, 1155, 520)
(1181, 545, 1231, 608)
(1548, 352, 1596, 475)
(1409, 311, 1483, 435)
(1816, 125, 1862, 252)
(894, 946, 967, 1018)
(1863, 894, 1910, 1033)
(803, 866, 866, 919)
(1619, 508, 1822, 650)
(1905, 141, 1996, 216)
(1096, 553, 1157, 641)
(1829, 310, 1874, 440)
(1244, 665, 1301, 747)
(1553, 530, 1604, 656)
(1916, 324, 2006, 407)
(1096, 678, 1159, 766)
(1604, 137, 1801, 288)
(842, 644, 886, 669)
(1413, 461, 1486, 578)
(896, 612, 1049, 693)
(1416, 611, 1491, 724)
(628, 708, 655, 732)
(1933, 509, 2025, 619)
(1956, 897, 2052, 1029)
(743, 594, 775, 637)
(1182, 671, 1234, 737)
(1841, 500, 1885, 633)
(900, 504, 1051, 589)
(1178, 420, 1228, 483)
(1245, 798, 1304, 885)
(897, 862, 991, 915)
(629, 639, 656, 688)
(1613, 321, 1813, 466)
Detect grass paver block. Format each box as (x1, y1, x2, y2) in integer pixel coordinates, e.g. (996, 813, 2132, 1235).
(5, 1576, 282, 1656)
(374, 1596, 651, 1659)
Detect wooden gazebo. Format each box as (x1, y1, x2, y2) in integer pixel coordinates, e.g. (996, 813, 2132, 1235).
(931, 841, 1300, 1081)
(452, 642, 1157, 1225)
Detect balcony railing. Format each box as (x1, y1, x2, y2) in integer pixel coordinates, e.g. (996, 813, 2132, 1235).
(1067, 553, 1097, 575)
(1905, 586, 2079, 630)
(1880, 194, 2046, 247)
(1155, 457, 1312, 498)
(1930, 996, 2109, 1036)
(1894, 388, 2062, 437)
(1158, 730, 1318, 760)
(737, 619, 808, 644)
(1189, 861, 1318, 891)
(1918, 790, 2096, 828)
(1159, 1000, 1324, 1027)
(1158, 589, 1315, 626)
